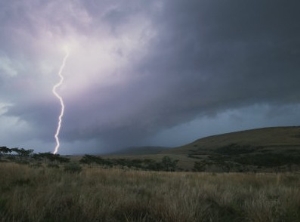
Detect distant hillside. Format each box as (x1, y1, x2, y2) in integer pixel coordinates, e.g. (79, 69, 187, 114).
(102, 126, 300, 172)
(160, 126, 300, 172)
(163, 126, 300, 155)
(108, 146, 170, 156)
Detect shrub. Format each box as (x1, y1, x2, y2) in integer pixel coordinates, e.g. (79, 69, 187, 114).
(64, 162, 82, 173)
(161, 156, 178, 171)
(193, 161, 206, 172)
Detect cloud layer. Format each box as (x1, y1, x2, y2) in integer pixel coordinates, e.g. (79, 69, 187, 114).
(1, 0, 300, 153)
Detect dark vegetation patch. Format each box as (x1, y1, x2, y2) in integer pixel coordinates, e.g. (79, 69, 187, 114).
(233, 153, 300, 167)
(214, 143, 262, 155)
(80, 154, 179, 171)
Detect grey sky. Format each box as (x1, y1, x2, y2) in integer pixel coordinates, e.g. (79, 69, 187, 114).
(0, 0, 300, 154)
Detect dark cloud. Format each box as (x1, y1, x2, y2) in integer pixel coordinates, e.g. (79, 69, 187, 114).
(1, 0, 300, 152)
(138, 0, 300, 110)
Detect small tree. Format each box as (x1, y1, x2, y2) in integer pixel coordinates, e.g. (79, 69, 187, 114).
(32, 153, 43, 161)
(193, 161, 206, 172)
(0, 146, 12, 160)
(11, 148, 34, 160)
(55, 155, 70, 164)
(79, 155, 107, 166)
(64, 162, 82, 173)
(161, 156, 179, 171)
(36, 152, 70, 164)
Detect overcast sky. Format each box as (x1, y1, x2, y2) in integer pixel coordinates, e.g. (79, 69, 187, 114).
(1, 0, 300, 154)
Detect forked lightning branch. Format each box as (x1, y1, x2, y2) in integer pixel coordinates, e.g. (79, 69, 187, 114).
(52, 49, 70, 154)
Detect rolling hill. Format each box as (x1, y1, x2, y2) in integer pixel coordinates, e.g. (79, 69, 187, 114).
(161, 126, 300, 172)
(163, 126, 300, 155)
(103, 126, 300, 172)
(107, 146, 170, 156)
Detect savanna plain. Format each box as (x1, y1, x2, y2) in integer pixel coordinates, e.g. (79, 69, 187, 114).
(1, 162, 300, 222)
(1, 127, 300, 221)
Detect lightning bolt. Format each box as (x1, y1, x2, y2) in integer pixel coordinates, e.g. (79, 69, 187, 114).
(52, 49, 69, 154)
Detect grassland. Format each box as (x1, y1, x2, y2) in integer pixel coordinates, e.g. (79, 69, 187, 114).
(1, 162, 300, 222)
(1, 126, 300, 221)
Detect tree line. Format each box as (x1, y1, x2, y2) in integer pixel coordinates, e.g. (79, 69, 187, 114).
(0, 146, 179, 171)
(0, 146, 69, 163)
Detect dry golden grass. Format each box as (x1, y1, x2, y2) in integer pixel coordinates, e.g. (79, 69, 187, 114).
(1, 162, 300, 221)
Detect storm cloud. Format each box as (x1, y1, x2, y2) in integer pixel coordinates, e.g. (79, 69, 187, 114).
(1, 0, 300, 153)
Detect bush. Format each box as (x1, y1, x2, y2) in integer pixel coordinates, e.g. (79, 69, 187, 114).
(161, 156, 178, 171)
(64, 162, 82, 173)
(193, 161, 206, 172)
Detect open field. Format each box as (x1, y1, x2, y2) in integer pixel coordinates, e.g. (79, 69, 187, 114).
(1, 126, 300, 221)
(1, 162, 300, 222)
